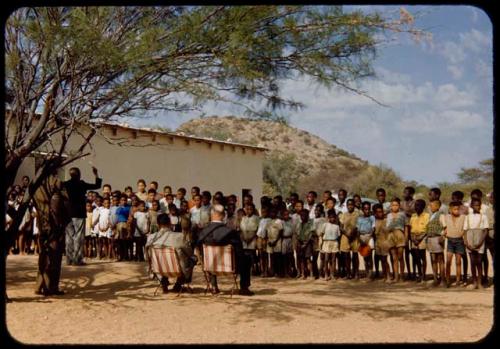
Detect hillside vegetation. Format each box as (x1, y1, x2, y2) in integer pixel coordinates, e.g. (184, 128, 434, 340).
(177, 116, 408, 199)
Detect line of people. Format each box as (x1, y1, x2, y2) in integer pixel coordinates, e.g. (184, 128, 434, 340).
(6, 174, 495, 296)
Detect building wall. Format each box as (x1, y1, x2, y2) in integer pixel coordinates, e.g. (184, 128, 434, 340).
(16, 124, 264, 208)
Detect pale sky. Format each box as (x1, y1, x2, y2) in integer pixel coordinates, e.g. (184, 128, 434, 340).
(127, 5, 493, 187)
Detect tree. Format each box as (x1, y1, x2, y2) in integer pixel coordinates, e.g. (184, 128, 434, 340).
(263, 151, 305, 197)
(4, 6, 424, 229)
(457, 158, 493, 184)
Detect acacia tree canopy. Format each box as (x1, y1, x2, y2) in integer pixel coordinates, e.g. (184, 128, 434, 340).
(4, 5, 422, 208)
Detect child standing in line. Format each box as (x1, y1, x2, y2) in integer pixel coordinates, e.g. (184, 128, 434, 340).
(133, 200, 149, 262)
(240, 203, 260, 276)
(280, 209, 296, 277)
(115, 194, 131, 261)
(91, 196, 103, 258)
(408, 199, 429, 282)
(339, 199, 360, 279)
(426, 200, 446, 287)
(373, 204, 391, 282)
(126, 195, 139, 261)
(179, 200, 192, 245)
(312, 205, 327, 279)
(296, 209, 315, 279)
(109, 194, 120, 260)
(451, 190, 469, 283)
(356, 201, 375, 279)
(256, 206, 271, 277)
(266, 206, 284, 277)
(319, 209, 341, 280)
(463, 198, 489, 289)
(386, 198, 407, 282)
(85, 201, 94, 259)
(444, 201, 466, 287)
(98, 197, 112, 259)
(149, 200, 160, 235)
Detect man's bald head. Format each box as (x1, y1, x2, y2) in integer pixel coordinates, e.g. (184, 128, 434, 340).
(210, 204, 225, 221)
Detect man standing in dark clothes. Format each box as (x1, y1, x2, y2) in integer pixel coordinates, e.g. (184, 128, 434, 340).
(197, 204, 254, 296)
(63, 166, 102, 265)
(33, 171, 70, 296)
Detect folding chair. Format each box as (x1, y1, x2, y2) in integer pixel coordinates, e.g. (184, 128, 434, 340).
(202, 244, 239, 298)
(150, 246, 192, 297)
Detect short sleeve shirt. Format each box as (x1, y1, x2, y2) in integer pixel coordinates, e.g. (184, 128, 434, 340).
(356, 216, 375, 234)
(409, 212, 430, 234)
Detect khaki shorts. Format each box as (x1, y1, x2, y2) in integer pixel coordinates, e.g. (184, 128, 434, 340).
(321, 240, 339, 254)
(390, 229, 406, 248)
(340, 235, 360, 252)
(116, 222, 129, 240)
(375, 243, 390, 256)
(427, 236, 445, 253)
(410, 233, 427, 250)
(256, 237, 267, 250)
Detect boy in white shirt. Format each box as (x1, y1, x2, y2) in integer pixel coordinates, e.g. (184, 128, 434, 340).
(463, 198, 489, 289)
(98, 197, 112, 259)
(91, 196, 103, 259)
(133, 200, 150, 262)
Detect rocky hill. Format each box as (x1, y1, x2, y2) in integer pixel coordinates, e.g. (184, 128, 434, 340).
(178, 116, 366, 172)
(177, 116, 404, 197)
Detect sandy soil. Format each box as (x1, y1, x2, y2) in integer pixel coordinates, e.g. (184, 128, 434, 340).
(5, 254, 494, 344)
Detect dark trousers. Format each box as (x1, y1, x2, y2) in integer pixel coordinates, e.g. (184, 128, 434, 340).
(240, 250, 253, 289)
(209, 251, 252, 290)
(133, 236, 145, 261)
(36, 231, 64, 294)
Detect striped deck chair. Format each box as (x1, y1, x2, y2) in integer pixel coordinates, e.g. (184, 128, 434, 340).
(202, 244, 239, 297)
(150, 246, 191, 296)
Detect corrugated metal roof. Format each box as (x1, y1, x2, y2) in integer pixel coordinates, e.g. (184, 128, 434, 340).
(100, 121, 268, 152)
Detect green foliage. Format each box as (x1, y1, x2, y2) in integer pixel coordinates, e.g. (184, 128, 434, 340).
(457, 158, 493, 184)
(263, 150, 305, 196)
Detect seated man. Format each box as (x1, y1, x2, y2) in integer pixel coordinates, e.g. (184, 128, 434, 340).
(146, 213, 196, 293)
(197, 204, 253, 296)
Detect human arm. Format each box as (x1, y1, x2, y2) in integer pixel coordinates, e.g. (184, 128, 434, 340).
(83, 167, 103, 190)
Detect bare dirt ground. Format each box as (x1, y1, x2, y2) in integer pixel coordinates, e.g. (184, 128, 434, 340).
(5, 254, 494, 344)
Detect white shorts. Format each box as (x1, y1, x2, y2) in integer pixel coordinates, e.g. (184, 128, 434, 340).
(321, 240, 339, 254)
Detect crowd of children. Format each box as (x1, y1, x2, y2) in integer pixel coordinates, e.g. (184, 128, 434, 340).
(6, 177, 495, 290)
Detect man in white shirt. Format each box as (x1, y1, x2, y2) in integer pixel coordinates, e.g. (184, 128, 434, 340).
(304, 191, 318, 220)
(335, 189, 349, 215)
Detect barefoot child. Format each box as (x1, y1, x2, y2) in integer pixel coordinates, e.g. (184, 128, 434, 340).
(281, 209, 296, 277)
(312, 205, 327, 279)
(266, 206, 284, 277)
(386, 198, 407, 282)
(91, 196, 103, 258)
(408, 199, 429, 282)
(444, 201, 466, 287)
(296, 209, 315, 279)
(426, 200, 446, 286)
(464, 198, 489, 289)
(356, 201, 375, 279)
(98, 197, 112, 259)
(240, 203, 260, 276)
(320, 209, 341, 280)
(339, 199, 360, 279)
(133, 200, 149, 262)
(85, 201, 94, 259)
(373, 204, 391, 282)
(256, 206, 271, 277)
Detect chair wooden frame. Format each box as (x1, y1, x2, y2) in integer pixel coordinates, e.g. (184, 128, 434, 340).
(202, 244, 239, 298)
(149, 246, 192, 297)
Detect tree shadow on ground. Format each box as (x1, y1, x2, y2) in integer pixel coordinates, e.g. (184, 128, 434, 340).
(6, 256, 494, 325)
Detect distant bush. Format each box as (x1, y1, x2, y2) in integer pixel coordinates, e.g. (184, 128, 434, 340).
(282, 135, 291, 143)
(303, 136, 311, 145)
